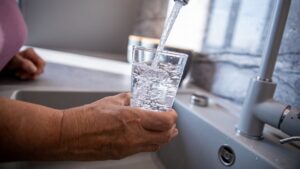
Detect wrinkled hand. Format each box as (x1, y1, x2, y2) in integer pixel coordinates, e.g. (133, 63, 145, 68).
(60, 93, 178, 160)
(4, 48, 45, 80)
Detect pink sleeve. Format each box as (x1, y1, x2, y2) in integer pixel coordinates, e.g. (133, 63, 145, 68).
(0, 0, 28, 71)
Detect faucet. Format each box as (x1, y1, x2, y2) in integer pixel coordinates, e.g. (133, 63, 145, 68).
(175, 0, 300, 141)
(174, 0, 189, 5)
(236, 0, 300, 141)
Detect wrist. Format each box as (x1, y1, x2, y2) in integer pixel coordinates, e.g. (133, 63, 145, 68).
(58, 105, 86, 160)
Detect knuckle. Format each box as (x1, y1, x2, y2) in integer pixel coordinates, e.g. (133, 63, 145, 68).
(118, 92, 126, 97)
(23, 48, 31, 55)
(27, 47, 34, 52)
(119, 92, 130, 100)
(168, 113, 177, 125)
(21, 62, 30, 70)
(128, 109, 141, 120)
(169, 109, 178, 119)
(28, 48, 36, 55)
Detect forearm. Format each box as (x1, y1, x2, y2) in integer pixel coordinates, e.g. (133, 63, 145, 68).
(0, 92, 178, 161)
(0, 98, 63, 161)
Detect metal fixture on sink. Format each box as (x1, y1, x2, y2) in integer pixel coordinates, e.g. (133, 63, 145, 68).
(175, 0, 300, 142)
(236, 0, 300, 142)
(190, 93, 209, 107)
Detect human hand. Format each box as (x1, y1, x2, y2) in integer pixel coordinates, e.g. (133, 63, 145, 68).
(60, 93, 178, 160)
(3, 48, 45, 80)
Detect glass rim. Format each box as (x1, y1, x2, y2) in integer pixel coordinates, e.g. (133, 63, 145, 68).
(133, 46, 189, 59)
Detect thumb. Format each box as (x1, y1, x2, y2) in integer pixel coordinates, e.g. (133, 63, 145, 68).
(138, 109, 177, 131)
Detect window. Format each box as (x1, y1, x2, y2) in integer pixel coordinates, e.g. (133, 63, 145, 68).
(166, 0, 211, 52)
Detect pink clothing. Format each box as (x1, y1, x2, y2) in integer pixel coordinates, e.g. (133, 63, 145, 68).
(0, 0, 27, 71)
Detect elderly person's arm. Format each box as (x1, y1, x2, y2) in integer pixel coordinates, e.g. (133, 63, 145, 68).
(0, 93, 178, 161)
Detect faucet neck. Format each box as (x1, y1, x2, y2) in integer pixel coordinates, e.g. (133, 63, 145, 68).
(258, 0, 291, 81)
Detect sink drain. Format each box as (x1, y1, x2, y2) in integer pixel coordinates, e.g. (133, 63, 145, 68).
(218, 145, 235, 167)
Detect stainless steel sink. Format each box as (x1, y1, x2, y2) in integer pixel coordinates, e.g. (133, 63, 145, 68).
(1, 89, 300, 169)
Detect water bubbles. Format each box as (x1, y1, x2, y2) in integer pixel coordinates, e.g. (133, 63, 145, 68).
(131, 62, 182, 111)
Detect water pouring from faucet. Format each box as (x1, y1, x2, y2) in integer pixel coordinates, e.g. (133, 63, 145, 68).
(151, 0, 189, 67)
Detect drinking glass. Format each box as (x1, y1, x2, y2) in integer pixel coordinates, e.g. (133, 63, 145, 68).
(131, 46, 188, 111)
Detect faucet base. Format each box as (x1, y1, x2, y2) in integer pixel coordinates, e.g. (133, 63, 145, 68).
(235, 127, 263, 140)
(237, 78, 276, 139)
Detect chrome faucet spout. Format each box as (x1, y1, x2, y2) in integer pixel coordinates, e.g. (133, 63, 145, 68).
(174, 0, 189, 5)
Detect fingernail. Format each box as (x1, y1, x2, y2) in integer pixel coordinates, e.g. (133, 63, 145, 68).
(29, 65, 38, 73)
(171, 129, 179, 137)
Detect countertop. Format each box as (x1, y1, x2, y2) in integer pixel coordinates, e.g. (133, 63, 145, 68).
(0, 47, 131, 98)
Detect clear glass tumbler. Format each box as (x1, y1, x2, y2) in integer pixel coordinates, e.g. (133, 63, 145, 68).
(131, 46, 188, 111)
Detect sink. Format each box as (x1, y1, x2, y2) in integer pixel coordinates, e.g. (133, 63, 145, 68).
(10, 90, 125, 109)
(160, 93, 300, 169)
(2, 89, 300, 169)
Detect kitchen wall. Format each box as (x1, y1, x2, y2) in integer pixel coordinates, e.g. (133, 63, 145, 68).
(131, 0, 169, 38)
(21, 0, 141, 54)
(132, 0, 210, 52)
(191, 0, 300, 107)
(21, 0, 299, 107)
(134, 0, 300, 108)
